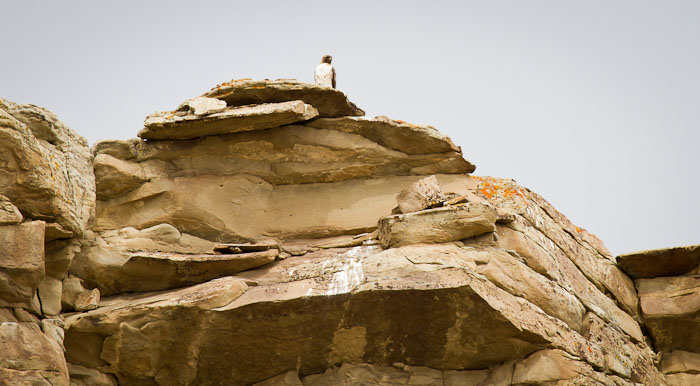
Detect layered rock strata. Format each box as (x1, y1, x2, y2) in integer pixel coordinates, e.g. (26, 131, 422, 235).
(1, 80, 693, 385)
(617, 243, 700, 386)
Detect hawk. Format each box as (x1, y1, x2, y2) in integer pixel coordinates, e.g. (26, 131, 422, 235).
(314, 55, 336, 88)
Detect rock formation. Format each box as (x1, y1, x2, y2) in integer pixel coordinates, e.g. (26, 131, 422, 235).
(0, 79, 695, 385)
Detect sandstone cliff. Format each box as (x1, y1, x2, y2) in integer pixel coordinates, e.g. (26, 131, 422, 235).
(0, 81, 697, 386)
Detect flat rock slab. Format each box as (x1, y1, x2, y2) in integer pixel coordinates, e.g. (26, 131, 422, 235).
(617, 244, 700, 279)
(378, 203, 497, 248)
(80, 249, 278, 296)
(63, 247, 601, 385)
(638, 275, 700, 353)
(140, 100, 319, 140)
(306, 116, 462, 156)
(203, 79, 364, 118)
(214, 241, 280, 254)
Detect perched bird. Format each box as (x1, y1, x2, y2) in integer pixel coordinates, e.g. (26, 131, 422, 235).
(314, 55, 336, 89)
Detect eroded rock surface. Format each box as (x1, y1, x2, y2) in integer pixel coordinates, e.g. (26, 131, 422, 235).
(0, 98, 95, 236)
(203, 79, 364, 118)
(2, 84, 688, 386)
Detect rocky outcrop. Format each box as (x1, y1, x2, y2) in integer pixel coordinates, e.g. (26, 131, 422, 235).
(140, 100, 319, 140)
(203, 79, 364, 117)
(0, 98, 95, 237)
(617, 244, 700, 279)
(3, 80, 693, 385)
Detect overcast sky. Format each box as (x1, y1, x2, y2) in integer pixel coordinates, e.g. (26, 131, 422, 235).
(2, 1, 698, 255)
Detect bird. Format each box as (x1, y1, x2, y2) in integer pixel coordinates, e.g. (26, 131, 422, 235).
(314, 55, 336, 89)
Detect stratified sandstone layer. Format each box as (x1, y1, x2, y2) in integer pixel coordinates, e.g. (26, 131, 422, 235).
(2, 80, 693, 385)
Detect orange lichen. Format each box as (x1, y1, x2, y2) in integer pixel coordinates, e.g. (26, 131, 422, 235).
(474, 176, 529, 206)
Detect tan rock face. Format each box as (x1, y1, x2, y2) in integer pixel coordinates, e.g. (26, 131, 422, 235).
(63, 240, 659, 385)
(617, 244, 700, 279)
(140, 100, 320, 140)
(0, 321, 69, 386)
(0, 99, 95, 236)
(95, 173, 474, 243)
(0, 221, 45, 310)
(378, 203, 497, 248)
(203, 79, 364, 118)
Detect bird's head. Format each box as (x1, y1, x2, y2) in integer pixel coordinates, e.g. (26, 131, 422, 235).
(321, 55, 333, 64)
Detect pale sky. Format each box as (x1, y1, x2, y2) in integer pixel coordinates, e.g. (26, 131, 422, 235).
(2, 1, 698, 255)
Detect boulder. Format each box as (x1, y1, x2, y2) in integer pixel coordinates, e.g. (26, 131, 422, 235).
(306, 116, 461, 155)
(0, 221, 45, 309)
(378, 203, 497, 248)
(62, 275, 99, 312)
(93, 153, 147, 200)
(638, 275, 700, 353)
(395, 175, 447, 214)
(0, 99, 95, 236)
(0, 194, 22, 225)
(37, 276, 62, 316)
(617, 244, 700, 279)
(177, 96, 227, 116)
(202, 79, 364, 118)
(140, 100, 319, 140)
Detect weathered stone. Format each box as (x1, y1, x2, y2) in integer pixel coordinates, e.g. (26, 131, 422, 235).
(661, 350, 700, 374)
(496, 218, 644, 344)
(665, 373, 700, 386)
(203, 79, 364, 118)
(617, 244, 700, 279)
(306, 116, 462, 155)
(38, 276, 62, 316)
(512, 350, 582, 384)
(580, 312, 663, 384)
(65, 244, 606, 385)
(638, 275, 700, 353)
(92, 139, 138, 160)
(0, 99, 95, 236)
(474, 176, 639, 319)
(96, 174, 474, 242)
(0, 321, 69, 386)
(141, 100, 319, 140)
(478, 249, 585, 332)
(45, 222, 74, 241)
(378, 203, 497, 248)
(65, 277, 248, 383)
(45, 238, 81, 279)
(71, 244, 277, 296)
(62, 275, 99, 312)
(177, 96, 227, 116)
(0, 221, 45, 309)
(93, 153, 147, 200)
(0, 194, 22, 225)
(395, 175, 447, 214)
(41, 318, 65, 352)
(67, 363, 118, 386)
